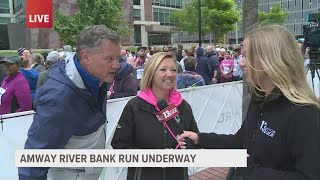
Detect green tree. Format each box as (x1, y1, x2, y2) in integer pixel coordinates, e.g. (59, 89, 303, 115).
(258, 2, 288, 25)
(171, 0, 240, 42)
(54, 0, 129, 46)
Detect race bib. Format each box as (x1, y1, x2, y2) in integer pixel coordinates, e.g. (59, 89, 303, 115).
(137, 68, 144, 80)
(0, 87, 6, 105)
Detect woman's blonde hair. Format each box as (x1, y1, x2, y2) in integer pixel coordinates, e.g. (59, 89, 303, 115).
(244, 24, 319, 109)
(140, 52, 177, 90)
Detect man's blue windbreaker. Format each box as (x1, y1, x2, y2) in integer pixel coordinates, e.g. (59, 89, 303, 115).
(18, 54, 107, 180)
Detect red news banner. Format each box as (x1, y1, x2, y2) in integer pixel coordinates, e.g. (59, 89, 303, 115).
(26, 0, 52, 28)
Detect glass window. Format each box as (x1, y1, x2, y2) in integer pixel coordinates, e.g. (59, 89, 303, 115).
(159, 9, 165, 25)
(134, 25, 142, 46)
(166, 0, 170, 7)
(134, 9, 141, 21)
(176, 0, 182, 8)
(0, 17, 11, 24)
(160, 0, 166, 6)
(153, 8, 159, 21)
(133, 0, 140, 5)
(153, 0, 160, 5)
(0, 0, 10, 13)
(0, 1, 9, 9)
(0, 8, 10, 13)
(170, 0, 176, 8)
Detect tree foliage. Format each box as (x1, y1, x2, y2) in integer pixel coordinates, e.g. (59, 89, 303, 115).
(54, 0, 129, 46)
(170, 0, 240, 41)
(258, 2, 288, 25)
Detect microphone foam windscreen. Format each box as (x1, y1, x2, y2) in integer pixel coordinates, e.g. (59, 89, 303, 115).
(157, 99, 168, 110)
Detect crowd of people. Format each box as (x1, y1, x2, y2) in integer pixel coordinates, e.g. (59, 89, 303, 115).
(0, 23, 318, 180)
(0, 34, 245, 115)
(0, 46, 72, 115)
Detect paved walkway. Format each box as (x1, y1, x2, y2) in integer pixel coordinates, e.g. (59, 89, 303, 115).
(189, 167, 229, 180)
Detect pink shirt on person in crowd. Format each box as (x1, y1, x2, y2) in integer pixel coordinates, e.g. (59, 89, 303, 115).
(0, 72, 32, 115)
(219, 59, 234, 79)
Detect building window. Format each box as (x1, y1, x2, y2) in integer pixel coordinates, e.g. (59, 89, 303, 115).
(134, 25, 142, 46)
(153, 8, 159, 21)
(133, 0, 140, 5)
(148, 33, 171, 45)
(0, 17, 11, 24)
(153, 7, 176, 26)
(153, 0, 160, 6)
(0, 7, 10, 13)
(153, 0, 182, 8)
(134, 9, 141, 21)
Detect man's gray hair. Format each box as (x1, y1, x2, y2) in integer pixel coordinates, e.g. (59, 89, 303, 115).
(76, 25, 120, 60)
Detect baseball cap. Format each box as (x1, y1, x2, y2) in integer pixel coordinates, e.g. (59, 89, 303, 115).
(0, 55, 21, 65)
(63, 45, 72, 52)
(46, 51, 60, 63)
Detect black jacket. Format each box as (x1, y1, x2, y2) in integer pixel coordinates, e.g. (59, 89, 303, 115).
(195, 48, 211, 85)
(206, 51, 220, 80)
(109, 62, 137, 99)
(112, 97, 199, 180)
(199, 89, 320, 180)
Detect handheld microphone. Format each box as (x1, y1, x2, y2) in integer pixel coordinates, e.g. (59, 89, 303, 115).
(156, 99, 192, 149)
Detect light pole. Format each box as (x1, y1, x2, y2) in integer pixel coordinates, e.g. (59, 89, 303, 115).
(198, 0, 202, 47)
(235, 22, 238, 45)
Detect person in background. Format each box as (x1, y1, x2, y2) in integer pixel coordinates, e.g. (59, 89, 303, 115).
(129, 46, 147, 90)
(31, 53, 45, 73)
(232, 48, 243, 81)
(206, 46, 220, 84)
(126, 49, 132, 58)
(147, 46, 155, 58)
(0, 55, 32, 114)
(176, 44, 183, 62)
(179, 49, 189, 71)
(59, 45, 73, 59)
(120, 49, 128, 62)
(219, 51, 234, 83)
(112, 52, 199, 180)
(177, 56, 205, 89)
(19, 48, 32, 61)
(19, 55, 39, 102)
(0, 56, 5, 84)
(19, 25, 121, 180)
(169, 47, 183, 73)
(195, 47, 211, 85)
(36, 51, 60, 88)
(178, 24, 320, 180)
(41, 51, 49, 62)
(107, 62, 137, 99)
(130, 51, 136, 58)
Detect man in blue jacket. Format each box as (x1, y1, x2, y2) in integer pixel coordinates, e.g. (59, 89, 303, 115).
(18, 25, 121, 180)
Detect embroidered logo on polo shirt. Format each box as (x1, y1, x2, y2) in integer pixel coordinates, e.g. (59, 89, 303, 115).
(260, 121, 276, 138)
